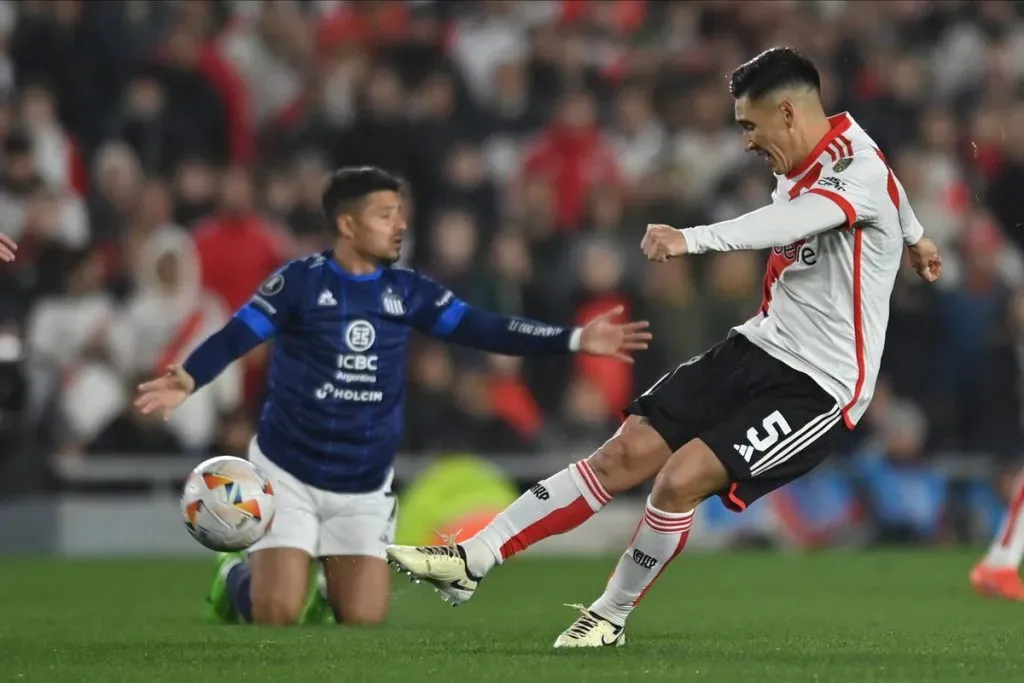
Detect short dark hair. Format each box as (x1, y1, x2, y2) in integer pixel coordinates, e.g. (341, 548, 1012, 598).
(321, 166, 402, 221)
(729, 47, 820, 100)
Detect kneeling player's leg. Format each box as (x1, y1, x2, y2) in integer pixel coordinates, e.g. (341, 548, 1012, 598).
(225, 440, 320, 625)
(319, 488, 398, 625)
(248, 548, 314, 625)
(322, 556, 391, 625)
(460, 414, 674, 577)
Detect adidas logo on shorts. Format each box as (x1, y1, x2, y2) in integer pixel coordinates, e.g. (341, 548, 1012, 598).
(734, 443, 755, 461)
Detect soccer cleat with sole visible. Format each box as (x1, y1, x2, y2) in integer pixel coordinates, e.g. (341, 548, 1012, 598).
(385, 539, 480, 606)
(553, 604, 626, 648)
(970, 563, 1024, 601)
(206, 551, 244, 623)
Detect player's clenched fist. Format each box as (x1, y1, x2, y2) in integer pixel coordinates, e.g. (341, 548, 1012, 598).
(907, 238, 942, 283)
(641, 224, 688, 262)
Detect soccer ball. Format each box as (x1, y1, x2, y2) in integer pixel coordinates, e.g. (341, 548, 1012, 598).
(181, 455, 276, 551)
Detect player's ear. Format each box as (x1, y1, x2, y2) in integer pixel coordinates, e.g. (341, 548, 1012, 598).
(778, 99, 796, 128)
(337, 213, 355, 240)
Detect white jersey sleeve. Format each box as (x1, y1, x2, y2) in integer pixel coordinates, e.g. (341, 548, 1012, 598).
(681, 194, 848, 254)
(893, 176, 924, 246)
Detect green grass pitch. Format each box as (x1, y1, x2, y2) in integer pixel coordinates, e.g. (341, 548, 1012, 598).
(1, 550, 1022, 682)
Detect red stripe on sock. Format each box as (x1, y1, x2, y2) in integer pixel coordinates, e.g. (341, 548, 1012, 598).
(643, 514, 692, 534)
(574, 460, 611, 505)
(999, 477, 1024, 546)
(499, 496, 596, 560)
(644, 508, 693, 532)
(632, 526, 692, 606)
(645, 507, 693, 525)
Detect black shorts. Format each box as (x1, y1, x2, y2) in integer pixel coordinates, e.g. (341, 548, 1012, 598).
(626, 334, 850, 512)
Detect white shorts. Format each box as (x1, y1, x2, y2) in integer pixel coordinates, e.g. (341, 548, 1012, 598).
(247, 438, 397, 559)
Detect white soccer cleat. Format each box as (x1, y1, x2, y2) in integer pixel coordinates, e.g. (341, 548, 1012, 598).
(385, 539, 479, 606)
(553, 604, 626, 648)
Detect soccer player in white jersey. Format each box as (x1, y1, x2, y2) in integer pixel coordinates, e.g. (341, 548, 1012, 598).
(972, 470, 1024, 600)
(387, 47, 943, 646)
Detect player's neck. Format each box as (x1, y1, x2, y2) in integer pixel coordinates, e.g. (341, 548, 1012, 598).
(791, 116, 833, 168)
(332, 245, 380, 276)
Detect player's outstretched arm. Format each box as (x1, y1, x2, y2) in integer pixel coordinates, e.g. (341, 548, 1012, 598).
(135, 265, 298, 420)
(439, 303, 649, 361)
(411, 275, 650, 361)
(134, 318, 263, 420)
(409, 272, 649, 360)
(0, 232, 17, 262)
(642, 192, 849, 261)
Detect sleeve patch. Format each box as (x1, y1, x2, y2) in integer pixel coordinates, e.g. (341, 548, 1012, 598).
(832, 157, 853, 173)
(259, 273, 285, 296)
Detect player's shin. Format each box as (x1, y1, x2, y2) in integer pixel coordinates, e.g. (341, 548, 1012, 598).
(985, 471, 1024, 569)
(588, 496, 693, 626)
(461, 459, 612, 577)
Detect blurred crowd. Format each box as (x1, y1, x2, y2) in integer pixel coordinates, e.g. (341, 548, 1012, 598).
(0, 1, 1022, 499)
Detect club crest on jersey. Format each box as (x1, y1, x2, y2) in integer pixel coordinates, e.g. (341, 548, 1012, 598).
(381, 289, 405, 316)
(345, 320, 376, 352)
(259, 273, 284, 297)
(832, 157, 853, 173)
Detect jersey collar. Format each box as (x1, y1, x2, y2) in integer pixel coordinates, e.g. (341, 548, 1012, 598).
(786, 112, 852, 179)
(327, 252, 383, 281)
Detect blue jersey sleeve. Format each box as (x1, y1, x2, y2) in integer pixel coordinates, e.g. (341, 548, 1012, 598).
(233, 263, 304, 341)
(406, 271, 577, 355)
(183, 262, 304, 390)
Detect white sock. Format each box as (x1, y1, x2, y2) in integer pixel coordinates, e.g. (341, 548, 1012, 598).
(985, 471, 1024, 569)
(589, 497, 693, 626)
(461, 460, 611, 577)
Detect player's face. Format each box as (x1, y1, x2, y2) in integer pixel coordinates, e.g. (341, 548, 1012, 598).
(735, 95, 797, 175)
(347, 190, 407, 265)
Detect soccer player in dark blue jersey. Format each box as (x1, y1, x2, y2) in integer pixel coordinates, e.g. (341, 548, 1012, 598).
(134, 166, 651, 627)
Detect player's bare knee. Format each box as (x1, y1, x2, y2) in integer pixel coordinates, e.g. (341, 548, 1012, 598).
(589, 416, 667, 493)
(652, 439, 729, 512)
(251, 595, 304, 626)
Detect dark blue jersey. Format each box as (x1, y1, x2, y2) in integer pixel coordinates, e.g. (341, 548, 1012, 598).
(183, 250, 578, 493)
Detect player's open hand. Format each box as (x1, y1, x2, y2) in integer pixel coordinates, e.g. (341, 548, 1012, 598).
(907, 238, 942, 283)
(641, 224, 688, 262)
(0, 232, 17, 262)
(578, 305, 652, 363)
(134, 365, 197, 421)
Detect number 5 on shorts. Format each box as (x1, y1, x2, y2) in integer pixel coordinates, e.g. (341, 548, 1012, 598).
(740, 410, 793, 460)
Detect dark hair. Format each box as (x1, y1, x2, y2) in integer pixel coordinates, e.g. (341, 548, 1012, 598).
(321, 166, 402, 221)
(729, 47, 820, 100)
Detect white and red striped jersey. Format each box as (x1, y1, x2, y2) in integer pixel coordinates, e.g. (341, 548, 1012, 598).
(681, 113, 925, 428)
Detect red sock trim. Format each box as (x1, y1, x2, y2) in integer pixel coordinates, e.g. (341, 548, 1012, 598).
(574, 460, 612, 506)
(644, 506, 693, 532)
